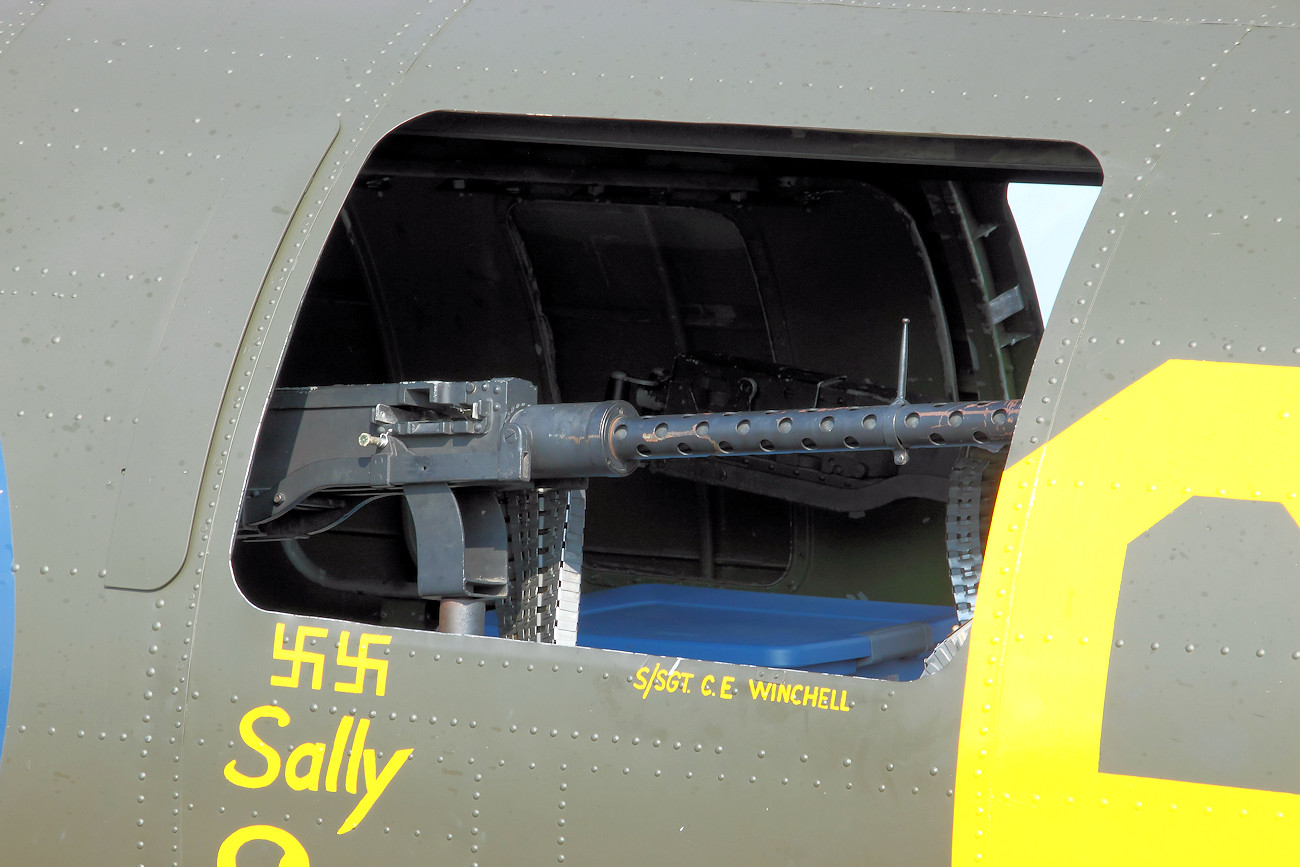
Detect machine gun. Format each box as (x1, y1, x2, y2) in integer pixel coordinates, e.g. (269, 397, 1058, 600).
(240, 371, 1017, 639)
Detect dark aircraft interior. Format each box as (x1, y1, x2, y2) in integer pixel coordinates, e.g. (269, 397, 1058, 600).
(233, 113, 1100, 679)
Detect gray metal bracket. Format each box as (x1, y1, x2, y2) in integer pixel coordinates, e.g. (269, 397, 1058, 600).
(404, 483, 509, 600)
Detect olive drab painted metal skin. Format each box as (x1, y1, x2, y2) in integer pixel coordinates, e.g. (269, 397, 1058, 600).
(0, 2, 1298, 866)
(0, 441, 13, 761)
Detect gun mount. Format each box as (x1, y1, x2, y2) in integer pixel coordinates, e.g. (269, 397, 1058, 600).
(240, 376, 1018, 637)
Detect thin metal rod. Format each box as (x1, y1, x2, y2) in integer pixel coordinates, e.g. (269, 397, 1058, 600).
(895, 317, 910, 405)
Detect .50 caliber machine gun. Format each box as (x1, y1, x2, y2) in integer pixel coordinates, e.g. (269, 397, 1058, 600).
(240, 369, 1018, 641)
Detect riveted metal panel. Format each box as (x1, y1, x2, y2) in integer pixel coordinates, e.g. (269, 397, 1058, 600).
(0, 440, 13, 763)
(0, 0, 465, 593)
(1013, 25, 1300, 456)
(184, 559, 970, 864)
(3, 1, 1297, 864)
(748, 0, 1300, 27)
(102, 114, 340, 590)
(1103, 497, 1300, 794)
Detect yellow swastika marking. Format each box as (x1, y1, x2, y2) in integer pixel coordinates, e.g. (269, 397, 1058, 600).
(270, 623, 330, 691)
(334, 630, 391, 697)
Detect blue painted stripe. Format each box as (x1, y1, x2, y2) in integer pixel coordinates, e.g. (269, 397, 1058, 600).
(0, 439, 13, 763)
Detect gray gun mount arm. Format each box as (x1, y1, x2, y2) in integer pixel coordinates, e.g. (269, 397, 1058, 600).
(240, 378, 1018, 600)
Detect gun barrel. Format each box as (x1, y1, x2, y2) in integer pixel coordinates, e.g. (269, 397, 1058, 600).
(513, 398, 1019, 479)
(609, 401, 1018, 462)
